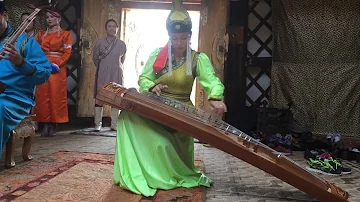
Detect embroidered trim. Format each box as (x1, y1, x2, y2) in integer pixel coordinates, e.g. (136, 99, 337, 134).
(64, 44, 72, 49)
(156, 53, 186, 77)
(156, 51, 200, 78)
(192, 52, 200, 78)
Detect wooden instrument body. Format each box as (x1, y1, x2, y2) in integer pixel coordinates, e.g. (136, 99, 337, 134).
(96, 82, 349, 202)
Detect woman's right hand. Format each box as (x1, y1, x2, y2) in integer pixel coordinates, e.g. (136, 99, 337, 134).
(151, 84, 168, 96)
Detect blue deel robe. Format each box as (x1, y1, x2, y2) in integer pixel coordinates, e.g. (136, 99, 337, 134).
(0, 24, 51, 159)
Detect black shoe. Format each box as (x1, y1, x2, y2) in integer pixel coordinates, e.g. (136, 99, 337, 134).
(41, 123, 49, 137)
(341, 166, 352, 175)
(48, 123, 57, 136)
(304, 149, 319, 160)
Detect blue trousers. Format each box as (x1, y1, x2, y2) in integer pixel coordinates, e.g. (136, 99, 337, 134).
(0, 94, 31, 159)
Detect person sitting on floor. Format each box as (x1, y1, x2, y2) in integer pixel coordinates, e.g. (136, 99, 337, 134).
(113, 0, 227, 196)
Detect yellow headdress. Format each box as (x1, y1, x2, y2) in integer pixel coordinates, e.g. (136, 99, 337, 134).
(166, 0, 192, 76)
(166, 0, 192, 33)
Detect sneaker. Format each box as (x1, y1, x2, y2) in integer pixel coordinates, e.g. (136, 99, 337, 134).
(94, 124, 102, 132)
(306, 158, 342, 176)
(274, 145, 292, 155)
(304, 149, 319, 160)
(326, 157, 352, 175)
(316, 151, 352, 175)
(340, 166, 352, 175)
(319, 152, 332, 159)
(268, 135, 280, 143)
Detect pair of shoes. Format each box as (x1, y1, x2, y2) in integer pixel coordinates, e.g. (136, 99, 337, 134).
(48, 123, 57, 136)
(267, 134, 293, 146)
(41, 123, 49, 137)
(306, 158, 342, 176)
(305, 149, 351, 175)
(41, 123, 57, 137)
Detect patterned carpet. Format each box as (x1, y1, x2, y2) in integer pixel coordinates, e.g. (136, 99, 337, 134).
(0, 151, 205, 202)
(70, 127, 116, 137)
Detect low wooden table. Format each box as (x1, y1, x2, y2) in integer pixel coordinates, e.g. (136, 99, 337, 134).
(5, 115, 35, 168)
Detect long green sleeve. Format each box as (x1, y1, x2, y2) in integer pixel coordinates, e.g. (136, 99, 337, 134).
(138, 48, 160, 92)
(196, 53, 225, 101)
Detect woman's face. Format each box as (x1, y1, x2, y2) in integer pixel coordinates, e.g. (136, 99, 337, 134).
(45, 12, 59, 27)
(106, 21, 118, 36)
(169, 32, 190, 54)
(21, 14, 34, 32)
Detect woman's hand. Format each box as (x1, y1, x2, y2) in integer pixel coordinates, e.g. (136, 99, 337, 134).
(151, 84, 168, 96)
(209, 100, 227, 117)
(0, 44, 24, 66)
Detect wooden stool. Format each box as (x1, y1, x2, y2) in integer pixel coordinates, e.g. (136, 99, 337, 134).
(4, 115, 35, 168)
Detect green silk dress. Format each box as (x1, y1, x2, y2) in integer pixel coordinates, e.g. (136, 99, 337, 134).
(113, 48, 225, 197)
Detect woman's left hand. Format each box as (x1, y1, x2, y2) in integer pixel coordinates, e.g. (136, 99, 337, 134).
(209, 100, 227, 117)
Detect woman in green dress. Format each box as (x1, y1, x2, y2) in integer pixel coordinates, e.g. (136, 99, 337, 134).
(113, 0, 227, 197)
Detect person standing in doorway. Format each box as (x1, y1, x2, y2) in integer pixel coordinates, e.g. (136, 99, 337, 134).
(33, 6, 72, 136)
(92, 19, 127, 131)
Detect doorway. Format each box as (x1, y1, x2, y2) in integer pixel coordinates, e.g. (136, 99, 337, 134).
(120, 8, 200, 104)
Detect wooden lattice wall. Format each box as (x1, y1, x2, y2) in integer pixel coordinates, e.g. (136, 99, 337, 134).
(245, 0, 272, 108)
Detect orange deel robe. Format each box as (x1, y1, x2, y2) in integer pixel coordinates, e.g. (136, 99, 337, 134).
(33, 29, 72, 123)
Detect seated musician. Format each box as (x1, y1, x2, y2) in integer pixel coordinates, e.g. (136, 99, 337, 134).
(113, 0, 227, 196)
(0, 2, 51, 159)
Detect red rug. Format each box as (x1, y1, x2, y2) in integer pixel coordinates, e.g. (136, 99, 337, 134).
(0, 151, 205, 201)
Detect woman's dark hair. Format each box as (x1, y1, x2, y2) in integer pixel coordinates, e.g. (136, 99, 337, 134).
(105, 19, 118, 29)
(46, 6, 61, 16)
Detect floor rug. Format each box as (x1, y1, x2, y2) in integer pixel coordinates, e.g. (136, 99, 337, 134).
(70, 127, 116, 137)
(0, 151, 205, 202)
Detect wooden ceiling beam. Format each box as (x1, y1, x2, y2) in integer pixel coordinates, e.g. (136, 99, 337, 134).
(119, 1, 201, 11)
(120, 0, 201, 3)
